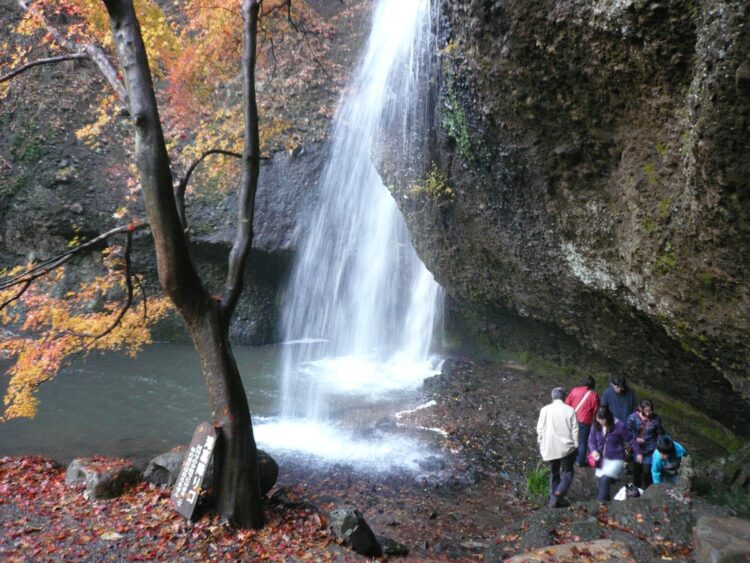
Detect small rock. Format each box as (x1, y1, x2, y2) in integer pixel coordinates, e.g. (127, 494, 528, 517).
(143, 447, 278, 495)
(143, 446, 188, 487)
(65, 458, 142, 500)
(69, 203, 83, 214)
(328, 506, 382, 557)
(419, 456, 446, 471)
(377, 535, 408, 556)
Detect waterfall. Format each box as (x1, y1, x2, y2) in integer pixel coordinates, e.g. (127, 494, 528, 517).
(258, 0, 443, 469)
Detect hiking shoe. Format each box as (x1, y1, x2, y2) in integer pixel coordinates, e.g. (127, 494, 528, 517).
(547, 495, 559, 509)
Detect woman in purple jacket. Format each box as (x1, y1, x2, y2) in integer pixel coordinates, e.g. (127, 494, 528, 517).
(588, 407, 643, 501)
(626, 399, 665, 489)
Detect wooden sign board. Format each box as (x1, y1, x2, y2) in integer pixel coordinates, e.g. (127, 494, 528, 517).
(171, 422, 217, 520)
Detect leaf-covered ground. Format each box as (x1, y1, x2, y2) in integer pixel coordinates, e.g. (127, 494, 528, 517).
(0, 457, 335, 561)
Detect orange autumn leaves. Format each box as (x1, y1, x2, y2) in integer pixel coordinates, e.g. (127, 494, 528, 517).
(0, 251, 171, 421)
(167, 0, 334, 190)
(7, 0, 332, 182)
(1, 0, 336, 422)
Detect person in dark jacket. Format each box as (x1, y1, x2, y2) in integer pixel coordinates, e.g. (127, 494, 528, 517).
(588, 406, 643, 501)
(564, 375, 600, 467)
(600, 375, 637, 423)
(626, 399, 665, 488)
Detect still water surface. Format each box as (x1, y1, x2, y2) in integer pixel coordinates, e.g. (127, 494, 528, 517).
(0, 343, 442, 471)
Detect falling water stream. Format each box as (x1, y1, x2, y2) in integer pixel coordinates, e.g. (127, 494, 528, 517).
(253, 0, 444, 470)
(0, 0, 445, 473)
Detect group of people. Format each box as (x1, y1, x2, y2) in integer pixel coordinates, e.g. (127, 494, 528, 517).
(536, 375, 686, 508)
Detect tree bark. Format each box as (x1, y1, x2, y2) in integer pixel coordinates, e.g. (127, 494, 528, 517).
(102, 0, 264, 528)
(223, 0, 260, 320)
(188, 306, 263, 528)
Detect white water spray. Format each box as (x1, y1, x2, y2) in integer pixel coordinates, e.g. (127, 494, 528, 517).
(258, 0, 443, 467)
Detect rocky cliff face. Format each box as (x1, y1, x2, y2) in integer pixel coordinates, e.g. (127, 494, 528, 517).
(391, 0, 750, 432)
(0, 0, 369, 344)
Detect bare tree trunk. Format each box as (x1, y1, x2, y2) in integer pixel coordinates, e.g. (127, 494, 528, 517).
(102, 0, 264, 528)
(188, 305, 263, 528)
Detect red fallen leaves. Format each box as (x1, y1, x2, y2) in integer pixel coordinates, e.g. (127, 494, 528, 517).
(0, 456, 334, 561)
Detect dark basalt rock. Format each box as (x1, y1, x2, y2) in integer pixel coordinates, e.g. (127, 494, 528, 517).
(143, 446, 278, 496)
(328, 506, 382, 557)
(143, 446, 189, 488)
(377, 535, 409, 556)
(385, 0, 750, 434)
(308, 495, 382, 557)
(65, 457, 142, 500)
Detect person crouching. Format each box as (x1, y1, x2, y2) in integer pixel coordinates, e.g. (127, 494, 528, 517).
(652, 435, 687, 485)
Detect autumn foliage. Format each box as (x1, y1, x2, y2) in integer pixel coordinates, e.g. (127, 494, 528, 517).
(0, 249, 171, 421)
(0, 456, 334, 561)
(0, 0, 341, 422)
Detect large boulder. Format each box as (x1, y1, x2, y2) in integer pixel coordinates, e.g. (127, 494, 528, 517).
(694, 516, 750, 563)
(65, 457, 142, 500)
(385, 0, 750, 434)
(694, 443, 750, 495)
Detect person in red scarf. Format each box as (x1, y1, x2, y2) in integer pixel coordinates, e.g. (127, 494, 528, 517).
(564, 375, 600, 467)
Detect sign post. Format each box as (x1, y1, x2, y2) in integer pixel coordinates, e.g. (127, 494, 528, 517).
(171, 422, 218, 520)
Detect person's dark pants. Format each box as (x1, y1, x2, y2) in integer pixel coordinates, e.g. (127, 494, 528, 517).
(597, 475, 615, 501)
(633, 461, 653, 489)
(549, 451, 576, 504)
(576, 423, 591, 466)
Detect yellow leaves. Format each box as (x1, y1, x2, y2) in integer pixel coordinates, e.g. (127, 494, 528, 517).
(133, 0, 181, 74)
(11, 0, 178, 79)
(112, 207, 129, 220)
(0, 253, 172, 422)
(75, 94, 119, 148)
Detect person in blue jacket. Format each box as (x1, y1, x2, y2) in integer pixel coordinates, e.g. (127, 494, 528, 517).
(651, 435, 686, 485)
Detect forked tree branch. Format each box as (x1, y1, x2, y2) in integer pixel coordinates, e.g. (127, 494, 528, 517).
(174, 149, 242, 230)
(0, 53, 89, 83)
(0, 221, 147, 291)
(222, 0, 261, 319)
(0, 220, 147, 310)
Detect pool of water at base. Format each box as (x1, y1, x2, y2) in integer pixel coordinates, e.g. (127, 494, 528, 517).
(0, 343, 444, 473)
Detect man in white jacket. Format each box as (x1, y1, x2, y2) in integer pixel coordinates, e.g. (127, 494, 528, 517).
(537, 387, 579, 508)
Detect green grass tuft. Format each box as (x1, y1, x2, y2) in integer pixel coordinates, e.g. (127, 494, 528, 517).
(525, 464, 550, 498)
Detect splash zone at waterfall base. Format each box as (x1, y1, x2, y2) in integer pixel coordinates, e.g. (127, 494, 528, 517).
(0, 360, 710, 561)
